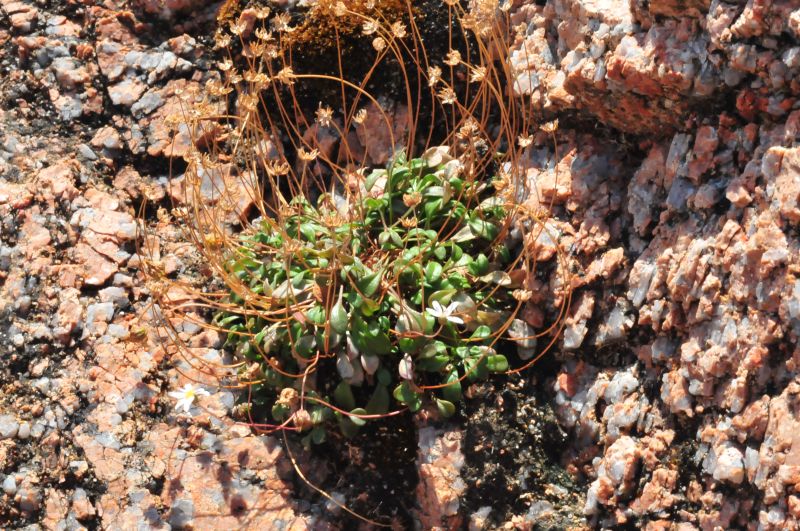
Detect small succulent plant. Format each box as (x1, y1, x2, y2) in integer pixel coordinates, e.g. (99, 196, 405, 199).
(213, 147, 540, 443)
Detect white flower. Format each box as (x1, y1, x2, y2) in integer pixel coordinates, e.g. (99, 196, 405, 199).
(426, 300, 464, 325)
(169, 384, 210, 413)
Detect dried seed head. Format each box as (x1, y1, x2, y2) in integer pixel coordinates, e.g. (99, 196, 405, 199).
(254, 27, 272, 41)
(427, 65, 442, 87)
(277, 387, 299, 408)
(540, 119, 559, 134)
(456, 117, 480, 139)
(229, 20, 247, 36)
(403, 191, 422, 207)
(512, 289, 533, 302)
(362, 20, 379, 35)
(297, 147, 320, 161)
(276, 66, 296, 85)
(400, 216, 418, 228)
(437, 86, 457, 105)
(214, 33, 232, 48)
(315, 104, 334, 128)
(391, 22, 407, 39)
(372, 36, 386, 52)
(469, 65, 487, 83)
(444, 50, 461, 66)
(353, 108, 367, 125)
(518, 134, 533, 148)
(272, 13, 294, 32)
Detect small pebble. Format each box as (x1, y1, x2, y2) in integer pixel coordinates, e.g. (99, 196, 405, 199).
(2, 475, 16, 495)
(0, 415, 19, 439)
(17, 422, 31, 440)
(30, 422, 45, 439)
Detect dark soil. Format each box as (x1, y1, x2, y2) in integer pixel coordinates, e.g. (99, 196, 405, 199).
(461, 375, 586, 529)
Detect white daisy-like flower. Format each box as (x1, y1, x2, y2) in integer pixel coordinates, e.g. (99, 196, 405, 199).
(426, 300, 464, 325)
(169, 384, 210, 414)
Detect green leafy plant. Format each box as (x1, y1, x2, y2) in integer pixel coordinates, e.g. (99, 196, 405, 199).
(142, 0, 571, 449)
(212, 147, 544, 442)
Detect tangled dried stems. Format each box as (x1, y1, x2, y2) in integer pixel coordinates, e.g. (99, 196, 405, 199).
(140, 0, 571, 522)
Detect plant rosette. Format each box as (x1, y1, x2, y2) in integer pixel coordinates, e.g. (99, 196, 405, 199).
(214, 147, 537, 443)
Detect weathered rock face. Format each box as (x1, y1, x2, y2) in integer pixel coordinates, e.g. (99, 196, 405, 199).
(500, 0, 800, 526)
(3, 0, 800, 528)
(509, 0, 800, 135)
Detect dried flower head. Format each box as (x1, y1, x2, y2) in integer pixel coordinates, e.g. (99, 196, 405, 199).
(254, 27, 272, 41)
(518, 134, 533, 148)
(456, 117, 480, 139)
(276, 66, 296, 85)
(229, 20, 247, 36)
(214, 33, 232, 49)
(272, 12, 294, 32)
(372, 36, 386, 52)
(362, 20, 380, 35)
(512, 289, 533, 302)
(540, 119, 559, 134)
(353, 108, 368, 125)
(403, 191, 422, 207)
(297, 147, 320, 161)
(399, 216, 418, 228)
(315, 104, 334, 128)
(470, 66, 487, 83)
(444, 50, 461, 66)
(437, 86, 457, 105)
(391, 22, 407, 39)
(427, 65, 442, 87)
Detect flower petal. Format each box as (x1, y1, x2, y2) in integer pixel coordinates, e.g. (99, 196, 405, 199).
(447, 315, 464, 325)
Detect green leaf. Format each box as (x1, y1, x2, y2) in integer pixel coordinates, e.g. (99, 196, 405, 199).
(338, 415, 360, 438)
(435, 398, 456, 418)
(330, 292, 348, 334)
(423, 198, 443, 219)
(487, 354, 509, 373)
(377, 368, 392, 386)
(300, 223, 316, 242)
(471, 325, 492, 340)
(333, 382, 356, 410)
(416, 354, 449, 372)
(442, 370, 463, 402)
(366, 385, 389, 415)
(306, 305, 326, 325)
(365, 169, 385, 192)
(468, 253, 490, 276)
(420, 340, 447, 359)
(468, 214, 499, 240)
(272, 402, 290, 421)
(464, 355, 489, 381)
(425, 262, 443, 283)
(349, 408, 368, 426)
(293, 334, 316, 358)
(357, 270, 382, 298)
(393, 382, 422, 412)
(310, 426, 326, 444)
